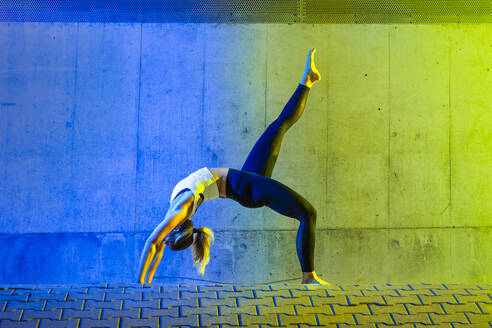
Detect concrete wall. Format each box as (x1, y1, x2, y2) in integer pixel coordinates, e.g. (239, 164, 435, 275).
(0, 22, 490, 285)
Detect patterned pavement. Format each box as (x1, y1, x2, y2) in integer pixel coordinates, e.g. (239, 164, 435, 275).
(0, 282, 491, 327)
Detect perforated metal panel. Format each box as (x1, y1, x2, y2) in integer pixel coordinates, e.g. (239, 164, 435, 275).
(0, 0, 491, 23)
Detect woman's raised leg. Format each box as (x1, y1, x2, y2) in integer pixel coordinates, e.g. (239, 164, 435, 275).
(241, 48, 321, 178)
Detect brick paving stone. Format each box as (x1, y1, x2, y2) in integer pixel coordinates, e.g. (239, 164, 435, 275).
(0, 319, 39, 328)
(311, 295, 349, 306)
(353, 313, 394, 325)
(105, 292, 142, 301)
(274, 295, 312, 307)
(80, 317, 120, 328)
(180, 291, 217, 299)
(88, 287, 124, 295)
(197, 285, 235, 292)
(141, 307, 178, 317)
(392, 313, 433, 325)
(84, 300, 123, 310)
(120, 316, 159, 327)
(200, 296, 237, 307)
(38, 318, 79, 328)
(220, 304, 257, 316)
(413, 324, 453, 328)
(160, 297, 198, 307)
(67, 291, 106, 301)
(277, 313, 318, 326)
(428, 312, 470, 324)
(361, 289, 400, 297)
(371, 283, 407, 290)
(218, 290, 254, 298)
(123, 286, 160, 294)
(0, 295, 29, 302)
(0, 310, 22, 320)
(337, 285, 365, 291)
(200, 313, 239, 326)
(268, 284, 301, 291)
(397, 289, 434, 296)
(291, 288, 330, 298)
(294, 304, 331, 315)
(478, 302, 492, 314)
(455, 293, 492, 304)
(239, 313, 279, 326)
(61, 308, 101, 320)
(21, 308, 62, 320)
(383, 295, 422, 305)
(466, 312, 492, 324)
(367, 303, 407, 315)
(29, 292, 68, 301)
(142, 291, 179, 301)
(101, 307, 139, 319)
(347, 295, 385, 305)
(441, 302, 482, 313)
(255, 289, 292, 298)
(331, 304, 371, 315)
(430, 288, 470, 296)
(45, 299, 84, 310)
(159, 314, 200, 327)
(405, 303, 446, 314)
(447, 324, 491, 328)
(325, 289, 357, 296)
(237, 297, 274, 307)
(6, 300, 45, 311)
(317, 313, 356, 325)
(257, 304, 296, 315)
(123, 299, 159, 309)
(419, 294, 460, 305)
(181, 305, 218, 316)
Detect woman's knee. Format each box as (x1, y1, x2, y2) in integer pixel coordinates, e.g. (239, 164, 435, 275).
(299, 203, 317, 223)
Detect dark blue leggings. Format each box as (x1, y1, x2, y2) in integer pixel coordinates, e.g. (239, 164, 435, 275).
(225, 83, 317, 272)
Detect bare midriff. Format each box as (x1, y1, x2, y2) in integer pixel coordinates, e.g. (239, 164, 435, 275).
(208, 167, 229, 199)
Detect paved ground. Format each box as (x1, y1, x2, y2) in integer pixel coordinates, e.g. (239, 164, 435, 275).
(0, 282, 490, 327)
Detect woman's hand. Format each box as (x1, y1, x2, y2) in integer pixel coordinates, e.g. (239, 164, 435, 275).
(146, 241, 166, 283)
(137, 192, 195, 283)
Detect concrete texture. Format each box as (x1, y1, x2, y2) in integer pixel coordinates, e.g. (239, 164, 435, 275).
(0, 22, 491, 285)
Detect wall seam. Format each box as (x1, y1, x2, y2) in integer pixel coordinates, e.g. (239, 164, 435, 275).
(262, 25, 268, 280)
(70, 23, 79, 186)
(386, 27, 392, 283)
(134, 23, 143, 242)
(448, 27, 453, 279)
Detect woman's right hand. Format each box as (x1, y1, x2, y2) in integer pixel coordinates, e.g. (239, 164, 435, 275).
(137, 192, 195, 283)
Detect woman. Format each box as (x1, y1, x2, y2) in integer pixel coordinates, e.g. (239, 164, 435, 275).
(138, 48, 329, 285)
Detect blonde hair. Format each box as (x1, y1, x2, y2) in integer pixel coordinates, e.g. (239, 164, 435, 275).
(191, 227, 214, 276)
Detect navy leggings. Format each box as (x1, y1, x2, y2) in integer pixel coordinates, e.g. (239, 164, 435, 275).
(225, 83, 317, 272)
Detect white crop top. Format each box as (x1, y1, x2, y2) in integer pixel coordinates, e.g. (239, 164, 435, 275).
(169, 167, 219, 216)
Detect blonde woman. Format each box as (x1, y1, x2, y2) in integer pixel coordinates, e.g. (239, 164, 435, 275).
(138, 48, 329, 285)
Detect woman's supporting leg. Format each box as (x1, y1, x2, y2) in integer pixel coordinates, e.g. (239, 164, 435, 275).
(241, 83, 311, 178)
(226, 169, 317, 272)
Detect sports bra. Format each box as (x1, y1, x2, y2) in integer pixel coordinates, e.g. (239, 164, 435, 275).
(169, 167, 220, 216)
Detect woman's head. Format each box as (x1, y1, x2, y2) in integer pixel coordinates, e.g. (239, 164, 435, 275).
(164, 219, 215, 275)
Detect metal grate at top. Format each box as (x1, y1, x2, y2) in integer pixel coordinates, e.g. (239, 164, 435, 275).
(0, 0, 491, 23)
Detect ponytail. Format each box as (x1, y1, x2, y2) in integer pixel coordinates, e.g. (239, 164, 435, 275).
(191, 227, 214, 276)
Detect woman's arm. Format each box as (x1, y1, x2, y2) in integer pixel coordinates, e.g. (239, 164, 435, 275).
(137, 192, 194, 283)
